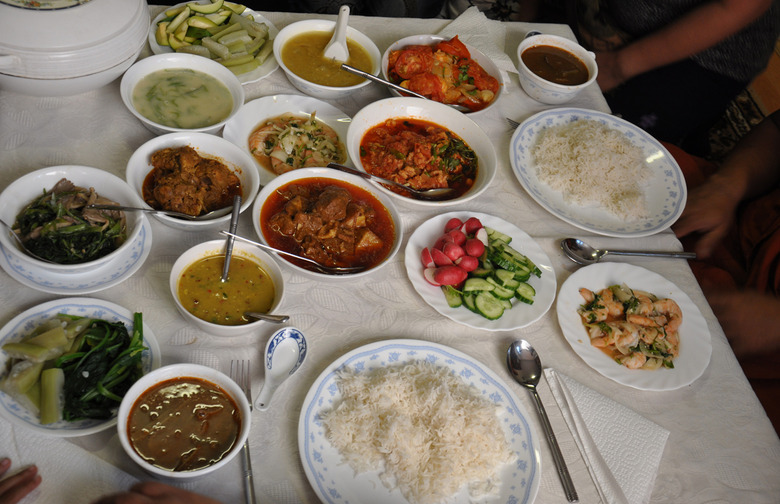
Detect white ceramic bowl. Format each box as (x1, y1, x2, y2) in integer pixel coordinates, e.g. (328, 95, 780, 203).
(272, 19, 380, 100)
(346, 97, 497, 207)
(126, 132, 261, 231)
(221, 94, 352, 186)
(381, 34, 504, 115)
(251, 167, 402, 279)
(0, 166, 144, 274)
(0, 0, 148, 96)
(516, 33, 598, 105)
(116, 363, 251, 479)
(120, 53, 245, 135)
(169, 239, 285, 337)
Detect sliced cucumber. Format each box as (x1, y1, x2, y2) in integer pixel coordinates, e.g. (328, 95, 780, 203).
(515, 282, 536, 304)
(189, 0, 224, 14)
(485, 277, 515, 300)
(463, 277, 494, 292)
(475, 292, 505, 320)
(441, 285, 463, 308)
(486, 227, 512, 244)
(462, 293, 478, 313)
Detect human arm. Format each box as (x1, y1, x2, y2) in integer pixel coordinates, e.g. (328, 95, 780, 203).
(596, 0, 774, 91)
(89, 481, 223, 504)
(673, 111, 780, 258)
(0, 459, 41, 504)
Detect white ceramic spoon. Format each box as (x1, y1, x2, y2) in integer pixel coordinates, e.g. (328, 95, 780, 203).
(255, 327, 307, 410)
(323, 5, 350, 62)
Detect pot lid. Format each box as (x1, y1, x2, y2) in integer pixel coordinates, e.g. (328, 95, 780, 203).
(0, 0, 149, 78)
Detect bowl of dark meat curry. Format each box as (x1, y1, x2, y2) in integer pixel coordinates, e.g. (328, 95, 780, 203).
(125, 132, 261, 231)
(252, 167, 402, 278)
(346, 97, 497, 207)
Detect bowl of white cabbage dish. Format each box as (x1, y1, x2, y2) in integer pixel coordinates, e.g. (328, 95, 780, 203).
(120, 53, 245, 135)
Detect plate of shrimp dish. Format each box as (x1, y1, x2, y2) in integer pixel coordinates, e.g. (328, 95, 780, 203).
(222, 94, 350, 185)
(557, 262, 711, 391)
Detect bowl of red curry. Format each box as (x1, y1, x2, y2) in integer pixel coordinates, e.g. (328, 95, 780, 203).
(381, 34, 504, 115)
(251, 167, 402, 279)
(346, 97, 497, 207)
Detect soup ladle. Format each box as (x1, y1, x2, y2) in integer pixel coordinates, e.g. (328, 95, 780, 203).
(85, 204, 234, 221)
(220, 231, 365, 275)
(0, 218, 58, 264)
(326, 162, 456, 201)
(340, 64, 472, 113)
(561, 237, 696, 266)
(507, 339, 578, 502)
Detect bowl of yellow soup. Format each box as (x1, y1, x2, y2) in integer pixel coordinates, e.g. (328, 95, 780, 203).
(120, 53, 245, 135)
(272, 19, 380, 100)
(170, 239, 285, 337)
(117, 363, 251, 480)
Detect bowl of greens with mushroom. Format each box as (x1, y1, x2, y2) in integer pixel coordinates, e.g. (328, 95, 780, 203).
(0, 165, 145, 274)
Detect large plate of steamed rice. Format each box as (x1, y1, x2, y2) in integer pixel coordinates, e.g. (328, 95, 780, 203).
(509, 108, 686, 237)
(299, 339, 541, 504)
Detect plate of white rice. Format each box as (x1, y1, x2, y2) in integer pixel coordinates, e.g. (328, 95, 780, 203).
(299, 339, 541, 504)
(509, 108, 686, 237)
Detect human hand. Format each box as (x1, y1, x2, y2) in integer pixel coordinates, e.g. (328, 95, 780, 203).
(0, 458, 41, 504)
(90, 481, 223, 504)
(706, 289, 780, 358)
(673, 176, 739, 258)
(594, 50, 627, 92)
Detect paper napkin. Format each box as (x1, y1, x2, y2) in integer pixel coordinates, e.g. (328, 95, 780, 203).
(0, 421, 138, 503)
(438, 6, 517, 74)
(544, 368, 669, 504)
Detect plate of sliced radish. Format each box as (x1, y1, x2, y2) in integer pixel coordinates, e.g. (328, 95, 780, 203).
(404, 212, 556, 330)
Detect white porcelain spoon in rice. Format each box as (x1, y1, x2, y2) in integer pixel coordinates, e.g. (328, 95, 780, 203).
(323, 5, 350, 62)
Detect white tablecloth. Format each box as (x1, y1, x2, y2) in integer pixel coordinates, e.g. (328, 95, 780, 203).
(1, 9, 778, 504)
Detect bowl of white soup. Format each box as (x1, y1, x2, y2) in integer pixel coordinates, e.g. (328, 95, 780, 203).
(120, 53, 245, 135)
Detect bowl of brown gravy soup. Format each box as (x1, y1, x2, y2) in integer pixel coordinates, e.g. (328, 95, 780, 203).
(117, 363, 251, 479)
(516, 33, 598, 104)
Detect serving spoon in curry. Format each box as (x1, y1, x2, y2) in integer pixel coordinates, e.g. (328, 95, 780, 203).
(326, 163, 456, 201)
(85, 204, 234, 221)
(220, 231, 365, 275)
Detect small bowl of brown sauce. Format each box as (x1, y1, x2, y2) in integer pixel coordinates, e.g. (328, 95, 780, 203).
(170, 239, 285, 336)
(117, 363, 251, 479)
(516, 33, 598, 104)
(272, 19, 381, 100)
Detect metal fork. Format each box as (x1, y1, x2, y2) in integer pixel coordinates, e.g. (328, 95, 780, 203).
(506, 117, 521, 130)
(230, 360, 257, 504)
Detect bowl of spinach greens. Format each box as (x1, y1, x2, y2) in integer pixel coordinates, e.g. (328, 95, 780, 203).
(0, 165, 145, 273)
(0, 297, 161, 436)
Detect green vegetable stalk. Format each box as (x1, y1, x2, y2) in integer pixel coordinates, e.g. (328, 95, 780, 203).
(54, 313, 147, 421)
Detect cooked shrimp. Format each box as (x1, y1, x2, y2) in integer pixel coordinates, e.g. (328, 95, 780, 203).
(616, 352, 647, 369)
(653, 298, 682, 333)
(613, 322, 640, 355)
(599, 288, 625, 318)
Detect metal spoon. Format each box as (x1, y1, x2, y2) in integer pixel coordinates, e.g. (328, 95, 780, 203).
(561, 237, 696, 266)
(255, 327, 307, 410)
(221, 195, 241, 282)
(326, 162, 456, 201)
(85, 204, 234, 221)
(220, 231, 365, 275)
(507, 340, 578, 503)
(244, 311, 289, 323)
(340, 64, 471, 113)
(0, 218, 57, 263)
(323, 5, 350, 62)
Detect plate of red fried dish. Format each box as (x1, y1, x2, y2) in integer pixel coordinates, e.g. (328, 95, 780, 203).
(381, 34, 503, 114)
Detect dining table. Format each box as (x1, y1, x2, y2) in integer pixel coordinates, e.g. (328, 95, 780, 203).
(1, 6, 779, 504)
